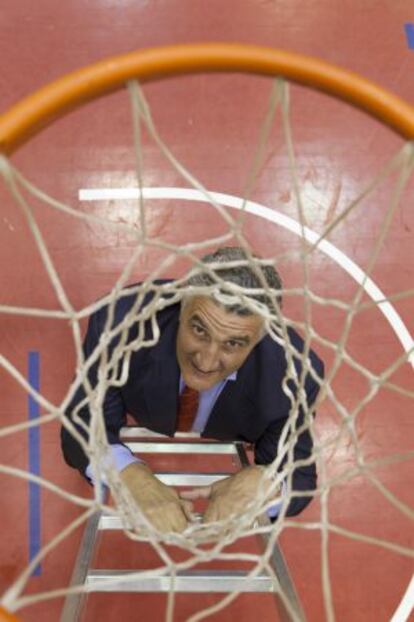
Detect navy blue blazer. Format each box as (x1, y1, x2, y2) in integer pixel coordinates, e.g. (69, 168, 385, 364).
(61, 284, 324, 516)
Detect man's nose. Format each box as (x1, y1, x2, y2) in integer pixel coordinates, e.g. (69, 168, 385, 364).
(195, 343, 220, 372)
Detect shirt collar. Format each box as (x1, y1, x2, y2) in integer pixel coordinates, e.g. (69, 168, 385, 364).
(179, 369, 237, 391)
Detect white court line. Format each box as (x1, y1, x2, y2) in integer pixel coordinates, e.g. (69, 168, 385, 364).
(79, 186, 414, 368)
(390, 575, 414, 622)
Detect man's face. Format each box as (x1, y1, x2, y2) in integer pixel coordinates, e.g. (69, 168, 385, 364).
(176, 296, 264, 391)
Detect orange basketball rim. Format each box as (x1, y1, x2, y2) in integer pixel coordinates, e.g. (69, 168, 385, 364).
(1, 43, 414, 157)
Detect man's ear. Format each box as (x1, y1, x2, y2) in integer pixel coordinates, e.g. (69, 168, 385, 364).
(256, 320, 267, 344)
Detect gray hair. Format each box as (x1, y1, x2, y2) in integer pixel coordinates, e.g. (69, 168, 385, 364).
(185, 247, 283, 316)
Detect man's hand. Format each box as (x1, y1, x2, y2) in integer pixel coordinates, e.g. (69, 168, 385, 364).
(180, 465, 279, 522)
(120, 463, 193, 533)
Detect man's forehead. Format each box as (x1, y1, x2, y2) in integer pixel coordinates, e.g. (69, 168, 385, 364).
(183, 295, 264, 334)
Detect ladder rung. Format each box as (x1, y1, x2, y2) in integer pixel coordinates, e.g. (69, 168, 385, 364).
(125, 441, 237, 454)
(100, 510, 203, 530)
(120, 427, 202, 439)
(156, 472, 228, 486)
(85, 569, 275, 593)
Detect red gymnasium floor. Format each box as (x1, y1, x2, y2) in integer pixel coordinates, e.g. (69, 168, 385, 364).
(0, 2, 413, 621)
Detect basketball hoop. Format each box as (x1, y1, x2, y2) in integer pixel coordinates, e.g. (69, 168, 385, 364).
(1, 43, 413, 622)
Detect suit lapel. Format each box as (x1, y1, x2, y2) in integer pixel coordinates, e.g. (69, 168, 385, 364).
(202, 375, 259, 441)
(201, 350, 263, 442)
(141, 311, 180, 436)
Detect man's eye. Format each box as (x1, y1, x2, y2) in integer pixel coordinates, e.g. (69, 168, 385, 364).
(192, 324, 205, 336)
(226, 340, 242, 349)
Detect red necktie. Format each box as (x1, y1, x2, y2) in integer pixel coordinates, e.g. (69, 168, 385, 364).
(176, 386, 199, 432)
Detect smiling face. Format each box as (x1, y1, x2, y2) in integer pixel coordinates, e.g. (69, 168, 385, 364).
(176, 296, 265, 391)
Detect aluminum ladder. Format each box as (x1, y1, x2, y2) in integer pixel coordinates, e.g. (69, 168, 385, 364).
(60, 427, 306, 621)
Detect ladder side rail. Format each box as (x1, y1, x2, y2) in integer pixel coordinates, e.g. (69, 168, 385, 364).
(234, 442, 306, 622)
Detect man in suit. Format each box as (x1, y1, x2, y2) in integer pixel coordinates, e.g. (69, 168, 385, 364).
(61, 247, 324, 533)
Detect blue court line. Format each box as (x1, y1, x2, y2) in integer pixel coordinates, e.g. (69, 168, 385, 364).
(28, 351, 41, 576)
(405, 23, 414, 49)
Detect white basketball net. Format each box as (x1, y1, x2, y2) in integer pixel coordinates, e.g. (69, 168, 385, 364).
(0, 77, 413, 622)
